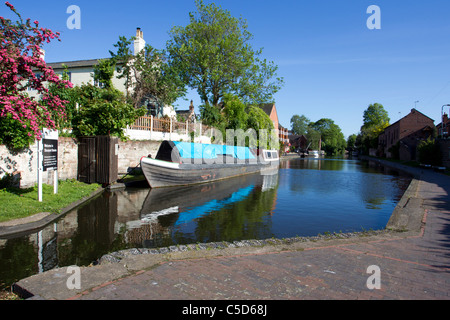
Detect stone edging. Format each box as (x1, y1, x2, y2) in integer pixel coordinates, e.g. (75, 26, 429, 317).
(98, 229, 397, 265)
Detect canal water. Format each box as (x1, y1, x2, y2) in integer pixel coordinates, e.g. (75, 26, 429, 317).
(0, 158, 412, 290)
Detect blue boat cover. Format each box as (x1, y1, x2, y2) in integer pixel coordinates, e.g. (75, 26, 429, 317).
(173, 141, 255, 160)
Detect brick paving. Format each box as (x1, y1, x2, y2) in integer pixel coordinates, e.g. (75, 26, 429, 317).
(14, 164, 450, 301)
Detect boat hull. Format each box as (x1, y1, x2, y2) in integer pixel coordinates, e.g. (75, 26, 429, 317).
(140, 158, 277, 188)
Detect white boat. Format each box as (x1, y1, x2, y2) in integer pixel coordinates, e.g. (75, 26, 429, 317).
(308, 150, 320, 158)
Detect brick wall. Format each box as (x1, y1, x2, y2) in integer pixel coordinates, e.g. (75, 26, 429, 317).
(0, 137, 78, 188)
(438, 139, 450, 168)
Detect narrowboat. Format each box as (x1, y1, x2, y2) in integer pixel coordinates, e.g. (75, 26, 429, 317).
(140, 140, 279, 188)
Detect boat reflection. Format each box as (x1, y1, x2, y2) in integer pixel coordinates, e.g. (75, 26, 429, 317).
(124, 171, 279, 247)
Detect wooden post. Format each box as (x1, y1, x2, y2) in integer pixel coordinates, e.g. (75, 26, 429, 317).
(150, 115, 153, 139)
(37, 138, 43, 202)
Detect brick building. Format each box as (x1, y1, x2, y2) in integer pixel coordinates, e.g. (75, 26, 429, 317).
(259, 103, 289, 150)
(289, 134, 308, 152)
(378, 108, 435, 160)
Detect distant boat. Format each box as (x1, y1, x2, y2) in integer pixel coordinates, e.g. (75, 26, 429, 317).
(140, 140, 279, 188)
(308, 150, 320, 158)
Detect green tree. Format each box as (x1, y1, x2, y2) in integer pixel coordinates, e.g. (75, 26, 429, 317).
(222, 94, 248, 131)
(199, 94, 274, 147)
(360, 103, 390, 153)
(110, 37, 186, 108)
(166, 0, 283, 107)
(347, 134, 357, 151)
(306, 127, 321, 150)
(362, 103, 390, 131)
(290, 114, 310, 135)
(93, 59, 116, 89)
(71, 84, 145, 139)
(247, 106, 274, 132)
(310, 118, 346, 155)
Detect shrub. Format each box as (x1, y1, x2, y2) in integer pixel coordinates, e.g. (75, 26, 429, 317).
(417, 138, 441, 166)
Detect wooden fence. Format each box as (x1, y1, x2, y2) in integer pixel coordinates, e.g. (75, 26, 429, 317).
(129, 116, 210, 135)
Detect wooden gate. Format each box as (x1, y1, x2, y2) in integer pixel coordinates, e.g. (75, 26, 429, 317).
(78, 136, 119, 185)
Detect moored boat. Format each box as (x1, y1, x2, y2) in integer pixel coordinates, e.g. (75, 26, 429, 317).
(140, 140, 279, 188)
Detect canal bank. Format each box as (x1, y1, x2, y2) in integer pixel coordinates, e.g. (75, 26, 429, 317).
(10, 156, 450, 300)
(0, 187, 104, 239)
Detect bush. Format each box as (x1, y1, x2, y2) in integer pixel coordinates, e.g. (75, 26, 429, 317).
(0, 114, 35, 150)
(0, 173, 15, 189)
(71, 84, 145, 139)
(417, 138, 442, 166)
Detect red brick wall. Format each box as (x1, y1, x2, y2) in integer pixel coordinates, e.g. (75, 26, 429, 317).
(383, 109, 435, 158)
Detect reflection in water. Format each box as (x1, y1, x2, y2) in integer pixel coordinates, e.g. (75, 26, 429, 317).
(0, 158, 411, 290)
(127, 172, 278, 249)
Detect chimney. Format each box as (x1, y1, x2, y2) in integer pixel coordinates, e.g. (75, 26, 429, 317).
(189, 100, 194, 113)
(134, 27, 146, 55)
(39, 48, 45, 61)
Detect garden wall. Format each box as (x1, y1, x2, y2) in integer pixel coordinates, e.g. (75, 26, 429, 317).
(117, 140, 161, 174)
(0, 138, 164, 188)
(0, 137, 78, 188)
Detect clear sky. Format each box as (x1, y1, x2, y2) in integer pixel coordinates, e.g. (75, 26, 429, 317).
(3, 0, 450, 138)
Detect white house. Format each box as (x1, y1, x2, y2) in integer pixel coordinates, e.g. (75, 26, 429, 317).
(31, 28, 177, 118)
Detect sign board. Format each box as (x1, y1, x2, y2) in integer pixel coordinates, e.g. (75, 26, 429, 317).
(43, 139, 58, 171)
(42, 128, 58, 171)
(38, 129, 59, 202)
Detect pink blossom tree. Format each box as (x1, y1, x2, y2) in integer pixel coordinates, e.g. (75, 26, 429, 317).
(0, 1, 72, 148)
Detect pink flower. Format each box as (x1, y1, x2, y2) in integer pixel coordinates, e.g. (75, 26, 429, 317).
(5, 2, 15, 10)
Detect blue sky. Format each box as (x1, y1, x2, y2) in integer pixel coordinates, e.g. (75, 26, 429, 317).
(3, 0, 450, 138)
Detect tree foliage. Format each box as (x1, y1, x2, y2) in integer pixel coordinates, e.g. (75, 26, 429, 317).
(417, 137, 442, 166)
(359, 103, 390, 153)
(71, 84, 145, 139)
(199, 93, 275, 147)
(93, 59, 116, 89)
(290, 114, 310, 136)
(310, 118, 346, 155)
(0, 2, 71, 149)
(110, 36, 186, 109)
(361, 103, 390, 132)
(346, 134, 357, 150)
(166, 0, 283, 107)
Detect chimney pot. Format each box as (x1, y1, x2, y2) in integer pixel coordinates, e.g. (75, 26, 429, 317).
(134, 28, 146, 55)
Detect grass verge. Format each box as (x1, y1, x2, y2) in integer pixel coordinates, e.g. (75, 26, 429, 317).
(0, 179, 101, 223)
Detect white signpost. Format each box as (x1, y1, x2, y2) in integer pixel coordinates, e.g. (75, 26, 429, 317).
(37, 128, 59, 202)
